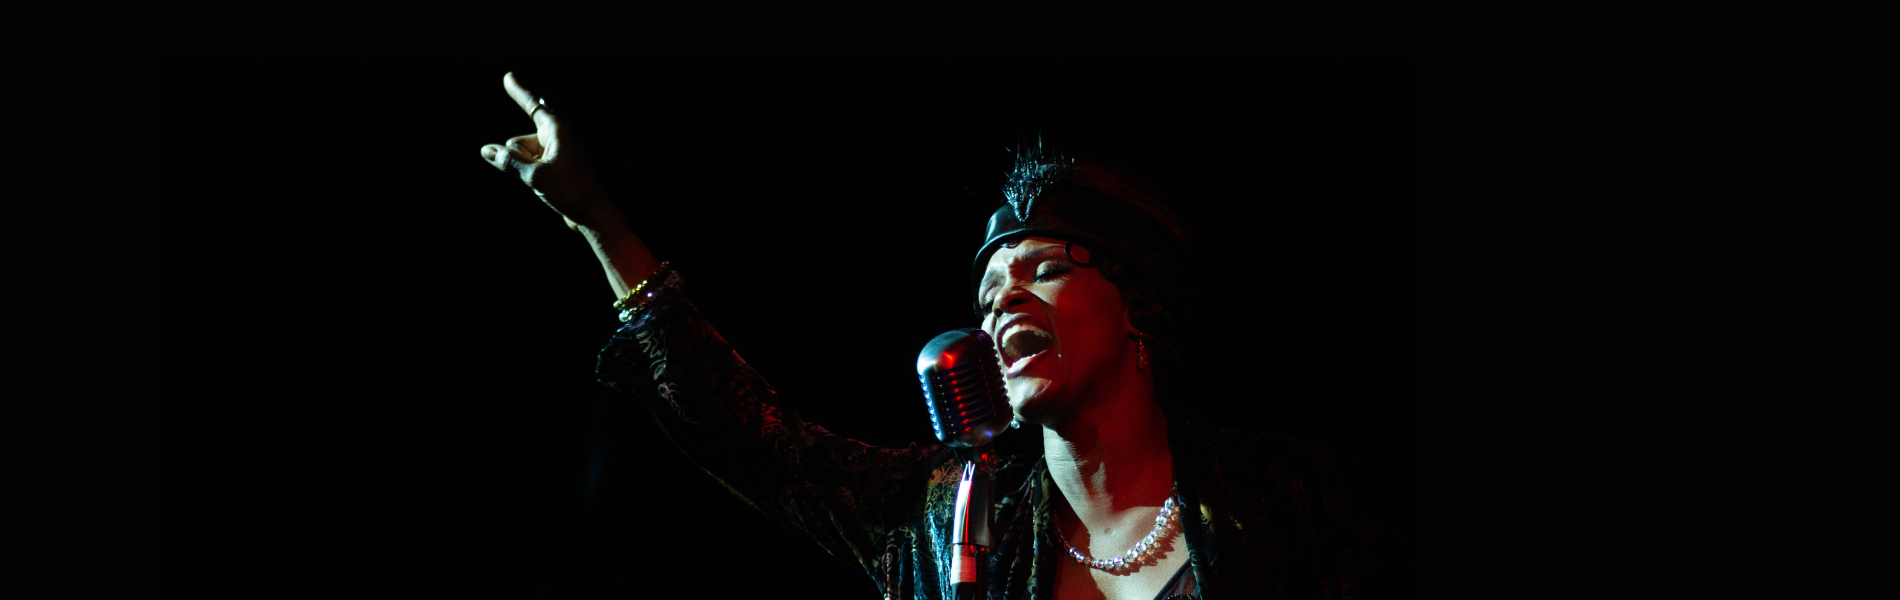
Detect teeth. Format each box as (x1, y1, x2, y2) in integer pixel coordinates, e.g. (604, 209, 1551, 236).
(1003, 323, 1046, 340)
(1001, 325, 1056, 366)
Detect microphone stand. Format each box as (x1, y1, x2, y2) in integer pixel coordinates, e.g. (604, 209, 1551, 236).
(950, 444, 995, 600)
(915, 328, 1012, 600)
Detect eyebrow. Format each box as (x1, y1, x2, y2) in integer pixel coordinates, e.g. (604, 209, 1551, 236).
(979, 245, 1069, 304)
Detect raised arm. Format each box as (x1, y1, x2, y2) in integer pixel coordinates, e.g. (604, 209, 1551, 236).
(479, 72, 658, 299)
(475, 73, 952, 585)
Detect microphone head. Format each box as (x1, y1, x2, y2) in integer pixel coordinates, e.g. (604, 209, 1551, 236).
(916, 328, 1012, 448)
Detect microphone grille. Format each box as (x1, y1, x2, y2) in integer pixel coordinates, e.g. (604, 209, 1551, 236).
(916, 329, 1011, 447)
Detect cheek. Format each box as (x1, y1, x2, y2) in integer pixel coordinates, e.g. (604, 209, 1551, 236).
(1053, 285, 1124, 339)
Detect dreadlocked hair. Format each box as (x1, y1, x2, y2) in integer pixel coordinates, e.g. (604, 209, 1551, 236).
(1093, 254, 1180, 377)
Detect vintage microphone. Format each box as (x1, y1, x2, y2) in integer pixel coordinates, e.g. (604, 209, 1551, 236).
(916, 328, 1013, 600)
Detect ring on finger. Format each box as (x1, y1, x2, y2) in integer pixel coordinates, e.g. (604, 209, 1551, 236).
(528, 98, 547, 119)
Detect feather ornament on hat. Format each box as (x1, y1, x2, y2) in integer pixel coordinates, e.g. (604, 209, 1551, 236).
(1001, 141, 1074, 222)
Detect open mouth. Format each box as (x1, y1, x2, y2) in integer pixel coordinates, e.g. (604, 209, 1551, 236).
(1000, 326, 1056, 368)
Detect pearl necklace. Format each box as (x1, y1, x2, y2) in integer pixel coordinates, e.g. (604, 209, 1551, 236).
(1053, 484, 1181, 572)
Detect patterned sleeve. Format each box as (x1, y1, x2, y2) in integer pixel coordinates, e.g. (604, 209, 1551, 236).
(595, 281, 951, 579)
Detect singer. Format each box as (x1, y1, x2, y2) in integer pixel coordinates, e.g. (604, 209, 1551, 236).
(480, 73, 1379, 600)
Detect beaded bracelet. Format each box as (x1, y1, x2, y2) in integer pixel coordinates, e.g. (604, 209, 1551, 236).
(613, 261, 675, 321)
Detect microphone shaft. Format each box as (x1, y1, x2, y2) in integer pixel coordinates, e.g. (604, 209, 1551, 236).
(949, 449, 993, 600)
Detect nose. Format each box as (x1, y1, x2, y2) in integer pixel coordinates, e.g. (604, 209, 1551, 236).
(993, 285, 1035, 314)
(986, 286, 1036, 334)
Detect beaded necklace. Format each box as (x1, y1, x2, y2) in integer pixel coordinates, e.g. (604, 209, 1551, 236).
(1050, 483, 1181, 572)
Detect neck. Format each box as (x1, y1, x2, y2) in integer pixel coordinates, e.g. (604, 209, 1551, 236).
(1041, 384, 1174, 538)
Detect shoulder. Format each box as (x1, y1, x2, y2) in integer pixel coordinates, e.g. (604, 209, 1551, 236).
(1183, 428, 1389, 597)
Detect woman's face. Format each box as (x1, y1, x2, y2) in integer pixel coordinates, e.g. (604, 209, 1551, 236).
(978, 236, 1135, 424)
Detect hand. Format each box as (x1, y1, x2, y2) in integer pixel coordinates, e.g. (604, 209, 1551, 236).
(480, 72, 616, 232)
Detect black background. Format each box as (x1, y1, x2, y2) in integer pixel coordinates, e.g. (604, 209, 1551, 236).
(162, 62, 1412, 597)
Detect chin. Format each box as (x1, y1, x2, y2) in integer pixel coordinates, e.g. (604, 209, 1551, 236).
(1006, 377, 1060, 424)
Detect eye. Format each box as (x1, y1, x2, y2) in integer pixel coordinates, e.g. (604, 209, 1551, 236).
(1035, 261, 1073, 283)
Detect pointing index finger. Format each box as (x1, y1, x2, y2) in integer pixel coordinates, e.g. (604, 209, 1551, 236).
(503, 72, 549, 123)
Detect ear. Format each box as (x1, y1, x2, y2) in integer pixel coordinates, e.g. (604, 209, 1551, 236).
(1122, 306, 1144, 337)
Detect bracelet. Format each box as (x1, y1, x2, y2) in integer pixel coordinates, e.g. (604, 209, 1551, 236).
(612, 261, 671, 310)
(613, 261, 674, 319)
(617, 271, 680, 322)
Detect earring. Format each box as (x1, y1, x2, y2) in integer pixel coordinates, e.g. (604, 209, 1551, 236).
(1010, 418, 1022, 429)
(1129, 332, 1152, 373)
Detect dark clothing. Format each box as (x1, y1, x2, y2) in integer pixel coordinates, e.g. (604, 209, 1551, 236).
(597, 284, 1376, 599)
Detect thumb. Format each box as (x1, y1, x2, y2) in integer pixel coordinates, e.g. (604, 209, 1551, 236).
(480, 143, 535, 174)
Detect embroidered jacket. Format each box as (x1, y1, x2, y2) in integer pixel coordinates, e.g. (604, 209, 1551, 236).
(596, 284, 1378, 600)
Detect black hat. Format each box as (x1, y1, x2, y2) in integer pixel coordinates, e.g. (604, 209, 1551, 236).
(972, 152, 1193, 308)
